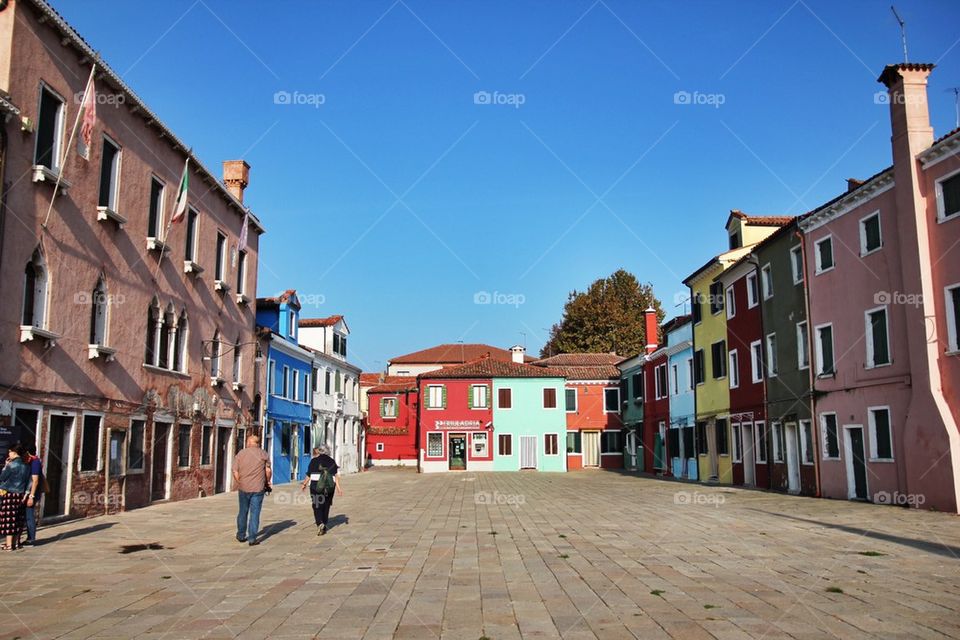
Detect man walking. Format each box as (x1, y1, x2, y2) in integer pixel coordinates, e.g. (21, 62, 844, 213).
(300, 446, 342, 535)
(24, 444, 43, 546)
(233, 433, 271, 546)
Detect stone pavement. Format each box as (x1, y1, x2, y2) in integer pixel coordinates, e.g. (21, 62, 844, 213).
(0, 469, 958, 640)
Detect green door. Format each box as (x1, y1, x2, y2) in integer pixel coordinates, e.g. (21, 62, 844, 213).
(449, 434, 467, 470)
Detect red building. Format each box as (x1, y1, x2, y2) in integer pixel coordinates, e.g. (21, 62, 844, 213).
(642, 347, 670, 475)
(533, 354, 624, 470)
(418, 363, 495, 473)
(364, 376, 418, 467)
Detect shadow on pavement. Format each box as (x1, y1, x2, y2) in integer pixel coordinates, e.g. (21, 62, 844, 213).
(260, 519, 297, 541)
(40, 522, 115, 544)
(327, 514, 349, 530)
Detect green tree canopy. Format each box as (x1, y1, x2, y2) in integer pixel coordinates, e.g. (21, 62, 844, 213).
(540, 269, 665, 358)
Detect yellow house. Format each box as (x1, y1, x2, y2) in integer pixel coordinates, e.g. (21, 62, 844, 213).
(684, 211, 788, 483)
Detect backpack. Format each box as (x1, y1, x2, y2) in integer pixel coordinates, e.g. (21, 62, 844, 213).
(317, 466, 337, 492)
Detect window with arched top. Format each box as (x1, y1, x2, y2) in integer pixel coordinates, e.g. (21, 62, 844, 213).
(22, 249, 48, 328)
(158, 304, 174, 369)
(232, 337, 242, 384)
(145, 298, 159, 365)
(211, 330, 222, 378)
(90, 276, 108, 346)
(174, 310, 187, 372)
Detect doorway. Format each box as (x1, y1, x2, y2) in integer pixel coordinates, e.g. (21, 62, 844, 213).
(519, 435, 537, 470)
(448, 434, 466, 470)
(741, 423, 755, 487)
(624, 431, 637, 470)
(215, 427, 231, 493)
(44, 414, 74, 518)
(785, 422, 801, 494)
(582, 431, 600, 467)
(844, 426, 869, 500)
(151, 422, 171, 501)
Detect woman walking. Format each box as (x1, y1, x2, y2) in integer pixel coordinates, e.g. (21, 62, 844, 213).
(0, 444, 31, 551)
(300, 447, 342, 535)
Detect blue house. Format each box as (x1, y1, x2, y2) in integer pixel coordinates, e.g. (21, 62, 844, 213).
(665, 316, 696, 479)
(256, 290, 313, 483)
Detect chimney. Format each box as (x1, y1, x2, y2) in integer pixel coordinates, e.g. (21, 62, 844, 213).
(644, 308, 658, 354)
(509, 345, 526, 364)
(223, 160, 250, 203)
(878, 63, 935, 163)
(846, 178, 864, 192)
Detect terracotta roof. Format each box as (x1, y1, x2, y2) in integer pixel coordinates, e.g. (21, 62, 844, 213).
(300, 315, 343, 328)
(256, 289, 297, 306)
(361, 373, 413, 386)
(368, 379, 418, 393)
(877, 62, 935, 86)
(532, 353, 622, 366)
(422, 357, 563, 379)
(727, 210, 794, 228)
(389, 343, 534, 365)
(543, 365, 621, 380)
(662, 314, 692, 335)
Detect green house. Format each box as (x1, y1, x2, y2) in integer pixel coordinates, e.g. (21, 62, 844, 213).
(491, 365, 567, 472)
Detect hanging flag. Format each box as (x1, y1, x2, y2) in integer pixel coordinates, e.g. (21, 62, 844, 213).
(238, 212, 249, 252)
(170, 158, 189, 223)
(77, 68, 96, 159)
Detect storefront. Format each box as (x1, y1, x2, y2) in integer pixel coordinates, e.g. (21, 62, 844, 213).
(417, 371, 494, 473)
(422, 419, 493, 472)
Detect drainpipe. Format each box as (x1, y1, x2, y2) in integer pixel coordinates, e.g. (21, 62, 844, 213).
(746, 255, 772, 490)
(104, 428, 110, 516)
(797, 229, 821, 497)
(415, 380, 422, 474)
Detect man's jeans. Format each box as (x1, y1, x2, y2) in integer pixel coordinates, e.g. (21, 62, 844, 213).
(237, 491, 265, 542)
(25, 502, 37, 542)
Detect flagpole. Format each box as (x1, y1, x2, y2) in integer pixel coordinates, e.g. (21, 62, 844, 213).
(42, 64, 95, 229)
(152, 156, 190, 282)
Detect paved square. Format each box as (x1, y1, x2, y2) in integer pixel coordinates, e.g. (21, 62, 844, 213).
(1, 469, 958, 639)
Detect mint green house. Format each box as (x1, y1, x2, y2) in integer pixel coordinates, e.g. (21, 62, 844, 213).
(492, 363, 567, 472)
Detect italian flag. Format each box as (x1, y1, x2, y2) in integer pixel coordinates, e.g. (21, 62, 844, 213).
(170, 158, 189, 223)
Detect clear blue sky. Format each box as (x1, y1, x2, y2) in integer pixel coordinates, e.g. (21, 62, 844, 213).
(59, 0, 960, 372)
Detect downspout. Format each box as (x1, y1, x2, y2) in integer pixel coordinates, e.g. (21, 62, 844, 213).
(746, 255, 772, 490)
(797, 229, 822, 497)
(415, 379, 422, 474)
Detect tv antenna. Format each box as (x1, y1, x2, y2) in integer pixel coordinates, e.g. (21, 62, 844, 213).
(948, 87, 960, 129)
(891, 6, 908, 63)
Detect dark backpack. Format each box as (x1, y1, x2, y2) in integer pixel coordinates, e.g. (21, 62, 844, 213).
(317, 466, 337, 492)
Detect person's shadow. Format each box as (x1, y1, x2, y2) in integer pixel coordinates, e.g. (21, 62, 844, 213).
(259, 519, 297, 541)
(327, 514, 349, 531)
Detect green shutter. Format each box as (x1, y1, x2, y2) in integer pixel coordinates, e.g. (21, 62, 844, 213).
(379, 398, 385, 417)
(441, 385, 447, 408)
(467, 385, 474, 409)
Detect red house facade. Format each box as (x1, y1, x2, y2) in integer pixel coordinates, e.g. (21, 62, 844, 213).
(365, 377, 418, 467)
(418, 367, 494, 473)
(642, 349, 670, 475)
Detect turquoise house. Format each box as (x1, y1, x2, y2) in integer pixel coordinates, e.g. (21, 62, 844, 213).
(491, 362, 566, 472)
(665, 316, 696, 479)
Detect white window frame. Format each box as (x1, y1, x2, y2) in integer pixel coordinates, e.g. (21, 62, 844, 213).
(728, 349, 739, 389)
(731, 422, 742, 463)
(79, 412, 105, 473)
(544, 432, 560, 456)
(867, 405, 894, 461)
(565, 387, 578, 413)
(282, 365, 290, 398)
(427, 384, 444, 410)
(796, 321, 810, 370)
(654, 365, 667, 400)
(375, 442, 385, 453)
(947, 283, 960, 354)
(268, 360, 276, 395)
(761, 264, 773, 300)
(292, 370, 301, 402)
(790, 245, 804, 285)
(687, 358, 694, 391)
(98, 134, 122, 212)
(754, 420, 767, 463)
(426, 432, 443, 457)
(725, 285, 736, 319)
(820, 412, 840, 460)
(865, 306, 891, 368)
(815, 322, 835, 376)
(799, 419, 814, 465)
(750, 340, 763, 383)
(772, 421, 784, 462)
(472, 431, 489, 457)
(542, 386, 559, 410)
(35, 82, 66, 172)
(671, 363, 679, 396)
(382, 397, 398, 419)
(935, 166, 960, 222)
(859, 210, 883, 256)
(766, 332, 778, 378)
(746, 272, 759, 308)
(497, 387, 513, 410)
(471, 384, 488, 409)
(603, 387, 621, 413)
(814, 235, 835, 274)
(127, 417, 147, 473)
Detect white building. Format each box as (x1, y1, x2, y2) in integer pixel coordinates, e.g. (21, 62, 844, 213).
(300, 316, 363, 473)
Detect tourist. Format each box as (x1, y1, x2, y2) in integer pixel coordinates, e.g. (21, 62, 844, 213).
(0, 444, 31, 551)
(232, 433, 271, 546)
(300, 446, 342, 535)
(23, 444, 43, 546)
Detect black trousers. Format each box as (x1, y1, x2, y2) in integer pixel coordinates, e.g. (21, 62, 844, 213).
(310, 490, 335, 526)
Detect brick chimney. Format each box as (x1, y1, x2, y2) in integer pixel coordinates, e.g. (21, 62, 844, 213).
(878, 63, 935, 163)
(510, 345, 526, 364)
(223, 160, 250, 203)
(644, 308, 658, 354)
(846, 178, 864, 192)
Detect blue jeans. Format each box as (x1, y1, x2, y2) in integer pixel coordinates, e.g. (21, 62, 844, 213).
(25, 503, 37, 542)
(236, 491, 265, 542)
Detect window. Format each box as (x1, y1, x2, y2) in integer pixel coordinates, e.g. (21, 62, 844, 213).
(800, 420, 814, 464)
(303, 427, 312, 455)
(797, 321, 810, 369)
(746, 272, 759, 308)
(728, 350, 739, 388)
(22, 249, 48, 329)
(473, 432, 488, 457)
(695, 422, 707, 455)
(761, 264, 773, 299)
(178, 424, 191, 467)
(108, 430, 126, 477)
(860, 211, 882, 254)
(281, 366, 290, 397)
(335, 371, 341, 393)
(545, 433, 559, 455)
(543, 387, 557, 409)
(280, 423, 291, 456)
(866, 307, 891, 367)
(936, 171, 960, 221)
(755, 421, 767, 463)
(566, 431, 581, 453)
(692, 293, 702, 324)
(174, 310, 187, 373)
(80, 414, 102, 472)
(381, 397, 397, 418)
(732, 423, 742, 462)
(709, 282, 724, 315)
(427, 385, 445, 409)
(98, 137, 121, 211)
(815, 236, 834, 273)
(268, 360, 276, 395)
(604, 387, 620, 412)
(750, 340, 764, 383)
(498, 434, 512, 456)
(790, 246, 804, 284)
(693, 350, 705, 385)
(710, 340, 727, 379)
(236, 250, 247, 295)
(671, 364, 679, 395)
(215, 232, 227, 282)
(35, 85, 65, 171)
(157, 305, 174, 369)
(716, 419, 728, 456)
(631, 373, 643, 400)
(601, 431, 623, 453)
(292, 370, 300, 401)
(89, 276, 108, 346)
(687, 358, 694, 390)
(868, 407, 893, 460)
(312, 368, 319, 393)
(816, 324, 834, 376)
(128, 420, 145, 471)
(565, 388, 577, 412)
(766, 333, 778, 377)
(232, 339, 242, 385)
(729, 230, 741, 249)
(185, 208, 199, 262)
(375, 442, 385, 453)
(725, 285, 736, 319)
(821, 413, 840, 459)
(201, 425, 213, 465)
(948, 284, 960, 353)
(325, 370, 331, 394)
(654, 364, 667, 399)
(210, 331, 222, 380)
(264, 421, 273, 454)
(772, 422, 785, 462)
(333, 334, 341, 355)
(469, 384, 488, 409)
(148, 177, 165, 239)
(498, 388, 512, 409)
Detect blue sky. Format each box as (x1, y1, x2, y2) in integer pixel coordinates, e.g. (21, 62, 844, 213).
(59, 0, 960, 371)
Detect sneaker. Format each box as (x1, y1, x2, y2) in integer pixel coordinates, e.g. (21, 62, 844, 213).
(316, 525, 323, 536)
(236, 535, 246, 543)
(319, 524, 326, 536)
(23, 540, 34, 547)
(248, 539, 259, 546)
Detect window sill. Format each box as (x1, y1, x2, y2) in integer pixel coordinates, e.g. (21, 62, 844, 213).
(937, 212, 959, 224)
(88, 344, 117, 362)
(184, 260, 204, 276)
(817, 372, 836, 379)
(214, 279, 231, 293)
(868, 457, 895, 463)
(946, 349, 960, 357)
(20, 325, 60, 347)
(143, 364, 190, 378)
(232, 382, 245, 392)
(236, 293, 250, 306)
(125, 468, 145, 475)
(146, 237, 170, 253)
(865, 362, 892, 370)
(815, 266, 835, 276)
(96, 206, 127, 228)
(32, 165, 70, 193)
(860, 246, 882, 258)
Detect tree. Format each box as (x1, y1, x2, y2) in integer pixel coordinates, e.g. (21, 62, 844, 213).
(540, 269, 665, 358)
